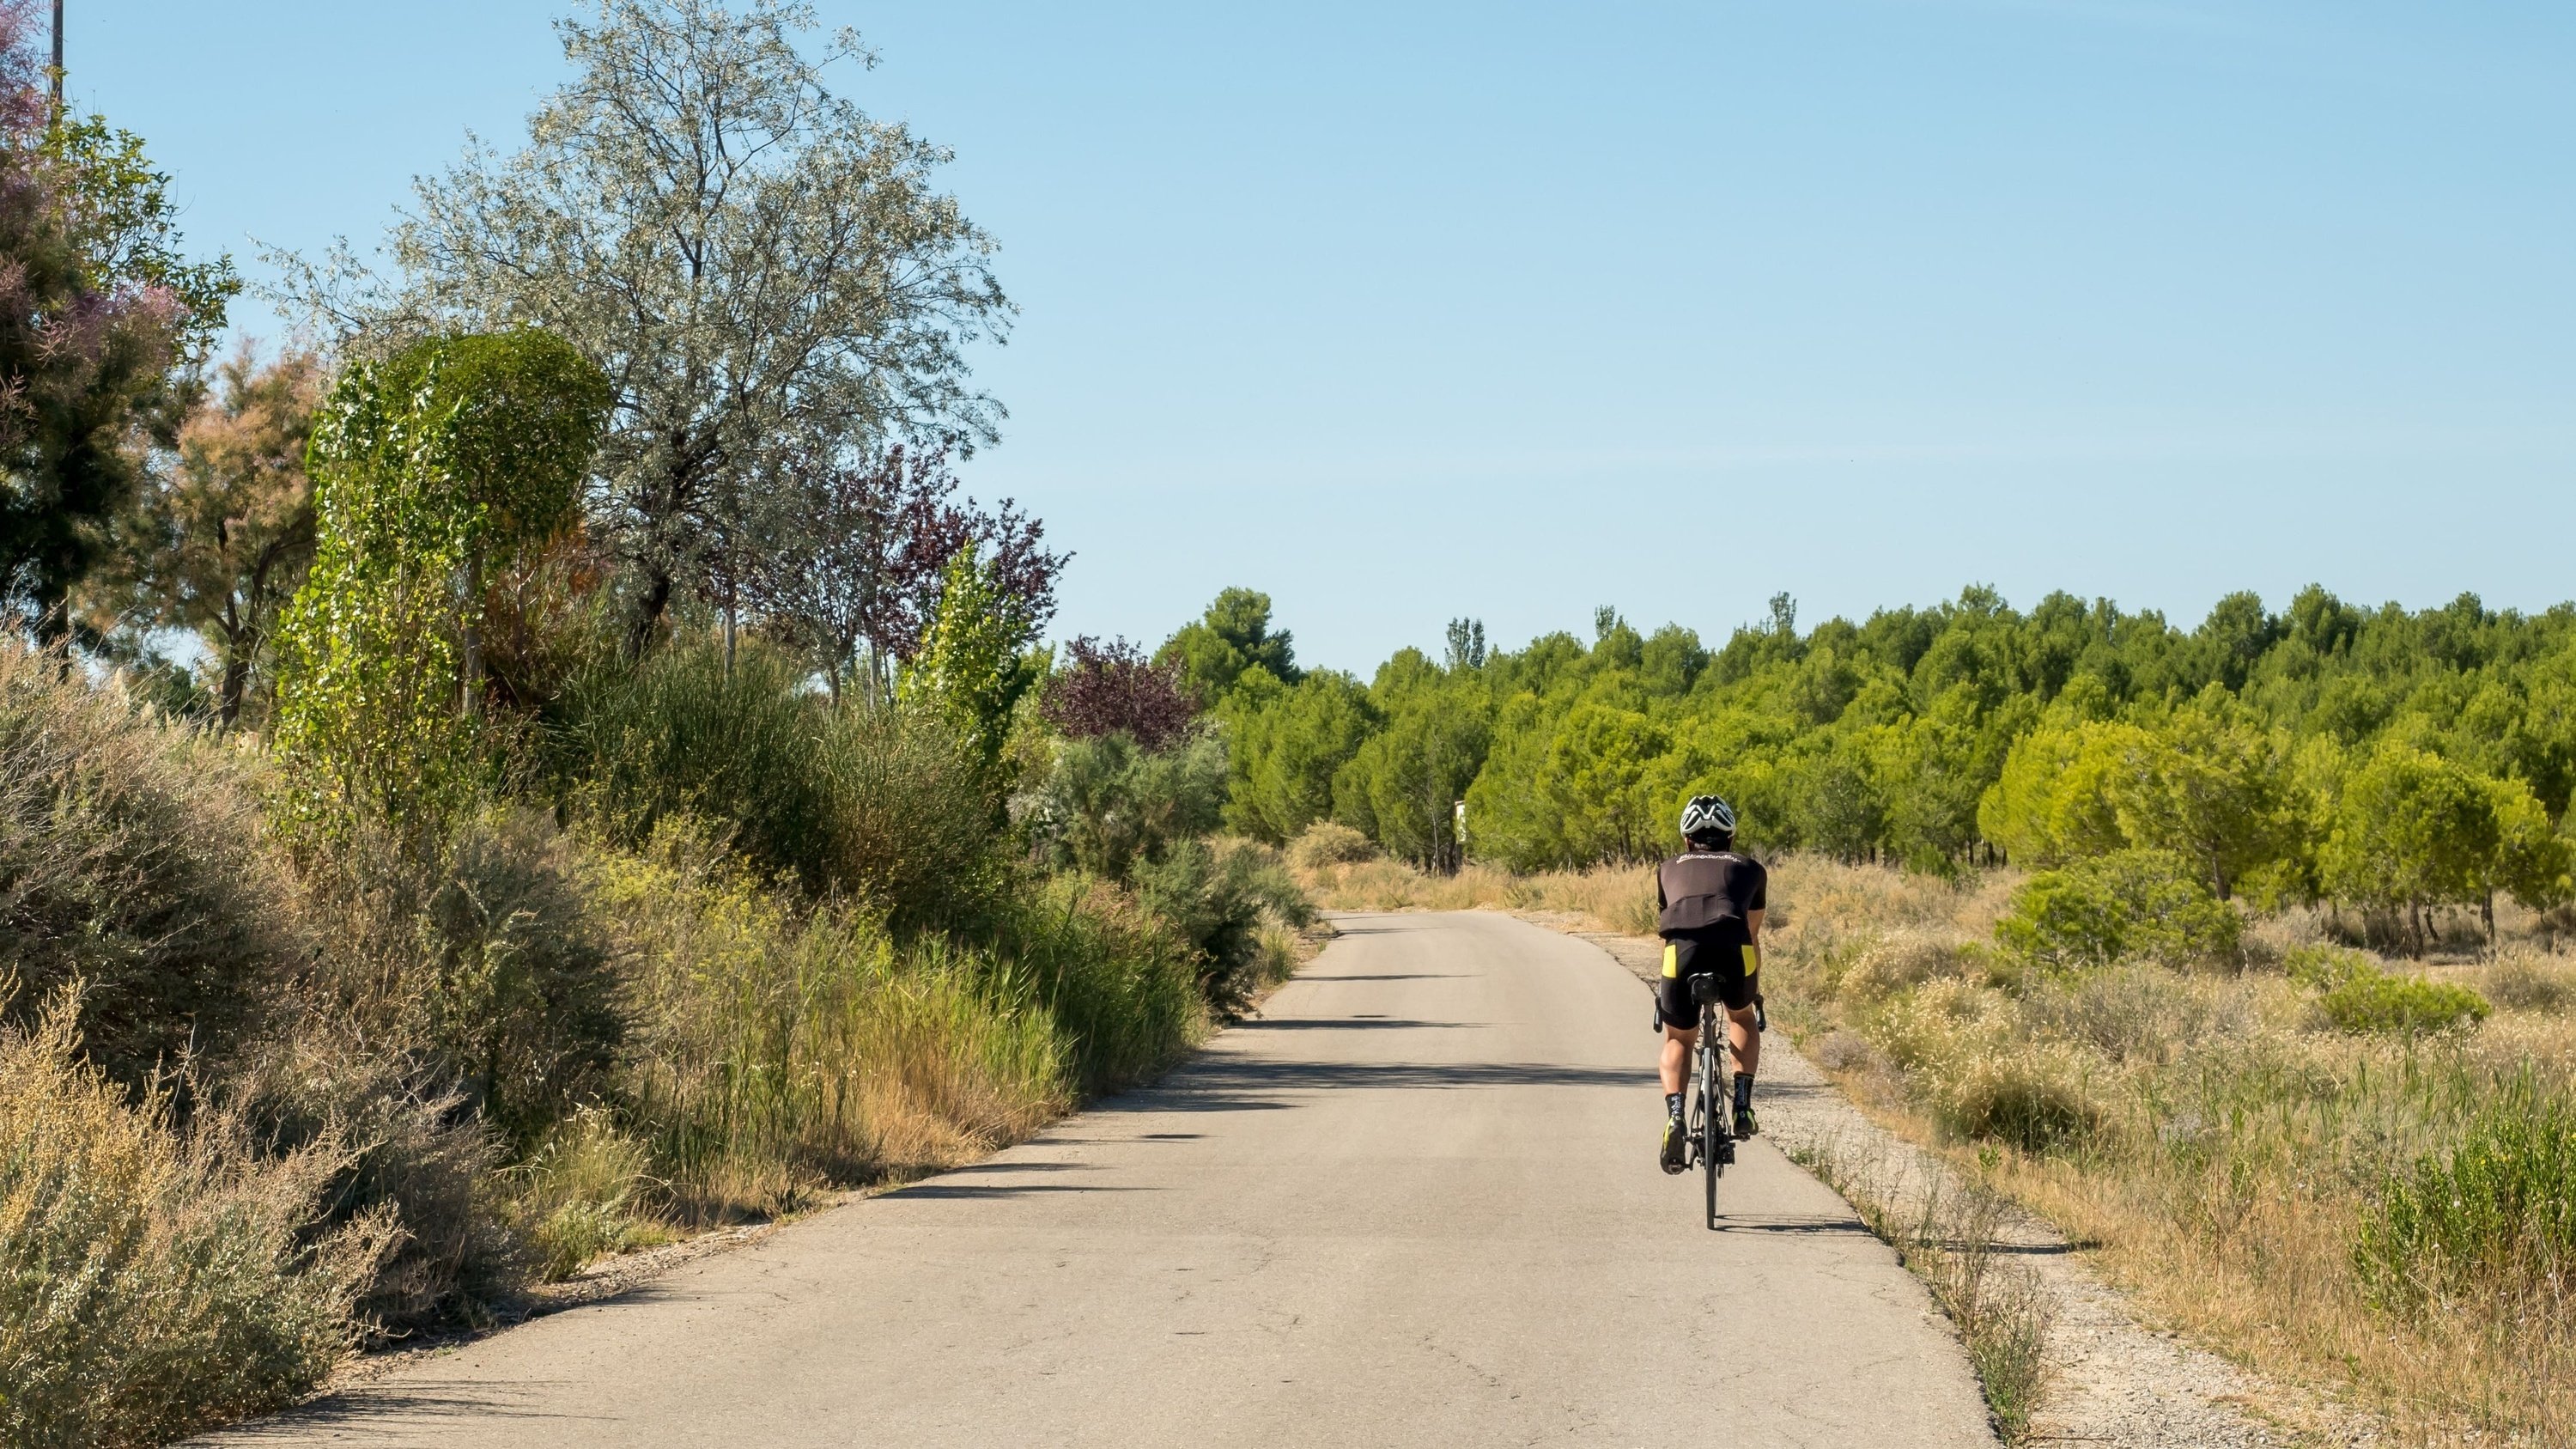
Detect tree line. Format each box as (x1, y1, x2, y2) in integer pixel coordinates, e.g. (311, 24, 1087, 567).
(1155, 584, 2576, 950)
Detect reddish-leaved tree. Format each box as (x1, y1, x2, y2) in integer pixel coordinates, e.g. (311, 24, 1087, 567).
(1042, 636, 1196, 750)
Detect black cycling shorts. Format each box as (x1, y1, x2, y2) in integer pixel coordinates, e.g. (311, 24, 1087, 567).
(1656, 934, 1759, 1029)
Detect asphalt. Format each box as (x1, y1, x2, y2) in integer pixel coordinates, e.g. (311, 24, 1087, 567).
(207, 910, 1997, 1448)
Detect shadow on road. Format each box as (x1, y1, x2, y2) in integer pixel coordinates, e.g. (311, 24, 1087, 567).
(1230, 1018, 1477, 1032)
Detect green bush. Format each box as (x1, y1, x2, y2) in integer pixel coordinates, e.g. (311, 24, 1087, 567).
(561, 636, 994, 928)
(0, 641, 301, 1086)
(0, 994, 389, 1448)
(2283, 942, 2375, 989)
(1134, 837, 1315, 1014)
(2316, 970, 2490, 1035)
(2357, 1082, 2576, 1309)
(1018, 729, 1227, 880)
(320, 808, 623, 1153)
(993, 872, 1205, 1093)
(1994, 848, 2241, 971)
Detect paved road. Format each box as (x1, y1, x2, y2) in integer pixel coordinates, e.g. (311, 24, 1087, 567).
(213, 912, 1996, 1448)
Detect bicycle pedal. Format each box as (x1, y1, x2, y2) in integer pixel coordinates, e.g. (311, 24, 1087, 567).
(1717, 1139, 1737, 1165)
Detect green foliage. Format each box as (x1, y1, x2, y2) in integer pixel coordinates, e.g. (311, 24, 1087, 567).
(2357, 1081, 2576, 1310)
(1021, 730, 1228, 881)
(1218, 667, 1376, 842)
(272, 330, 609, 843)
(2315, 970, 2491, 1036)
(2282, 943, 2374, 989)
(1133, 837, 1314, 1014)
(1213, 585, 2576, 915)
(39, 112, 241, 361)
(326, 809, 625, 1152)
(1341, 670, 1489, 868)
(1995, 848, 2242, 971)
(1157, 586, 1300, 703)
(904, 549, 1044, 789)
(562, 636, 995, 927)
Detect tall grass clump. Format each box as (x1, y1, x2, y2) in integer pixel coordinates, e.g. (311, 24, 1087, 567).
(0, 994, 390, 1449)
(2357, 1079, 2576, 1311)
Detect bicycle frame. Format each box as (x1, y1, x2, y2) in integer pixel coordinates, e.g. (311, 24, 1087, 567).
(1692, 984, 1735, 1228)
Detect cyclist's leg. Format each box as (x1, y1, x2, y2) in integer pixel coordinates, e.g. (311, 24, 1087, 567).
(1655, 941, 1700, 1172)
(1717, 945, 1763, 1136)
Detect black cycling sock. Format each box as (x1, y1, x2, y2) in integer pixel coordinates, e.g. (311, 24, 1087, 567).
(1733, 1072, 1754, 1111)
(1664, 1092, 1684, 1118)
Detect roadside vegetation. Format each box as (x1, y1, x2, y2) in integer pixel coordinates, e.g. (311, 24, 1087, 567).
(0, 5, 1307, 1445)
(1208, 570, 2576, 1444)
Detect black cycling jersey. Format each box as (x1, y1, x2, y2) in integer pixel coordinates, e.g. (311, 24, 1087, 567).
(1654, 847, 1766, 1028)
(1656, 848, 1766, 941)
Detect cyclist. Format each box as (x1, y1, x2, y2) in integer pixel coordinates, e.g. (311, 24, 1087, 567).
(1656, 795, 1766, 1174)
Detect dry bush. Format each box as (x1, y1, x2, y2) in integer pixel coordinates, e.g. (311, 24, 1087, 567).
(1766, 855, 2576, 1444)
(0, 992, 391, 1449)
(222, 1020, 519, 1332)
(0, 641, 305, 1087)
(2484, 952, 2576, 1014)
(1289, 819, 1376, 870)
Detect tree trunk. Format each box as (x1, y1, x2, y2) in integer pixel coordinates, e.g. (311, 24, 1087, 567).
(628, 566, 674, 659)
(2482, 892, 2497, 949)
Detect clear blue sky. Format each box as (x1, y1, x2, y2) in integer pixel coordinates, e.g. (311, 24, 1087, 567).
(81, 1, 2576, 673)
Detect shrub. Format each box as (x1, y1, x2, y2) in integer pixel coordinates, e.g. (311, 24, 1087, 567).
(1134, 837, 1315, 1014)
(1018, 729, 1227, 880)
(561, 637, 993, 927)
(222, 1020, 519, 1333)
(2283, 942, 2374, 989)
(0, 993, 391, 1448)
(1936, 1044, 2100, 1154)
(1995, 847, 2240, 971)
(514, 1108, 666, 1282)
(319, 808, 623, 1153)
(592, 831, 1091, 1219)
(2316, 970, 2490, 1035)
(995, 873, 1204, 1093)
(1836, 929, 1961, 1005)
(2357, 1081, 2576, 1308)
(0, 641, 301, 1086)
(2482, 952, 2575, 1013)
(1290, 819, 1377, 870)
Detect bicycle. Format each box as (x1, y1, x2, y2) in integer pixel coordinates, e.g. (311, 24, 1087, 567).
(1678, 977, 1765, 1229)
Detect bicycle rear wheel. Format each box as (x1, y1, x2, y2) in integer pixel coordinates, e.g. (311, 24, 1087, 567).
(1701, 1012, 1725, 1228)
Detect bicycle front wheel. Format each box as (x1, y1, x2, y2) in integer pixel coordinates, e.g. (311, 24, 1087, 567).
(1701, 1030, 1724, 1227)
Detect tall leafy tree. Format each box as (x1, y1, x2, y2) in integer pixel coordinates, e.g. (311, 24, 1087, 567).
(274, 331, 609, 842)
(751, 441, 1059, 702)
(1159, 587, 1300, 703)
(80, 347, 325, 725)
(289, 0, 1010, 650)
(0, 12, 237, 639)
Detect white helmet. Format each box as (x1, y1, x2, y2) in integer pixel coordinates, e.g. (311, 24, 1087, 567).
(1680, 795, 1736, 843)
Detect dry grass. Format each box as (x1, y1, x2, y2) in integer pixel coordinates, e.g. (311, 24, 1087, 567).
(1791, 1131, 2053, 1444)
(0, 991, 392, 1449)
(1758, 855, 2576, 1447)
